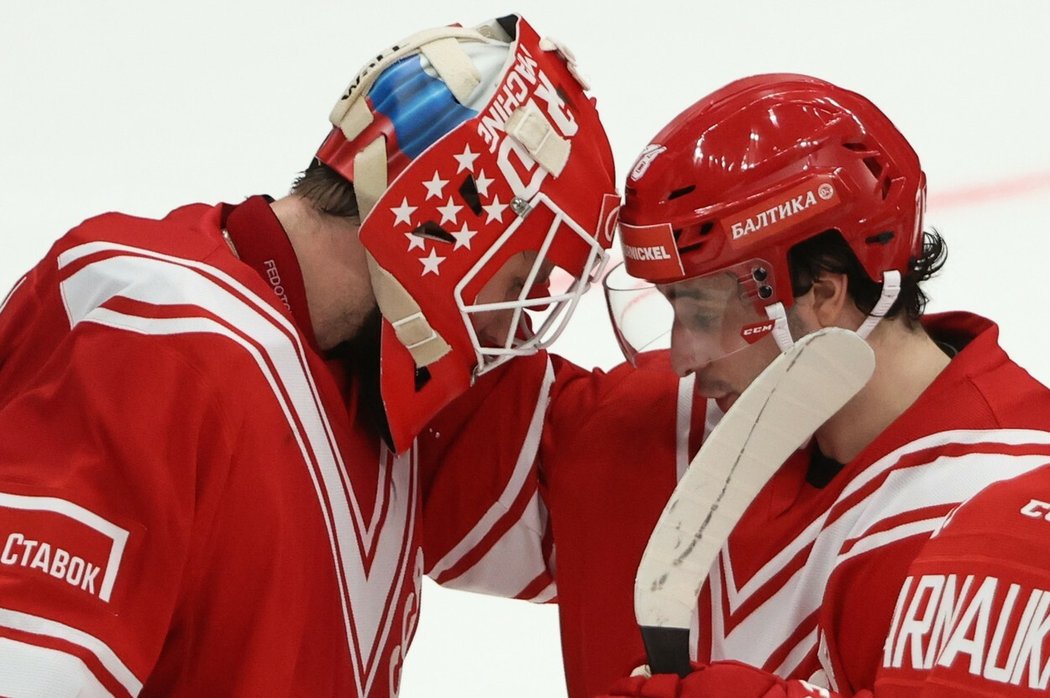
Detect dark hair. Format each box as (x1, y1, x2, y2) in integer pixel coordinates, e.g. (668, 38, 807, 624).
(290, 159, 359, 218)
(788, 229, 947, 327)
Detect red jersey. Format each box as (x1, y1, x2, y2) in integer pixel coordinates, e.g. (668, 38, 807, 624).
(421, 313, 1050, 698)
(874, 462, 1050, 696)
(0, 200, 437, 697)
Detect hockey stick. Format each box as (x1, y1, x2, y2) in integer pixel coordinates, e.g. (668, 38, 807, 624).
(634, 327, 875, 676)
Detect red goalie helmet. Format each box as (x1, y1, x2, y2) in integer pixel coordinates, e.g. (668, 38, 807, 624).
(606, 73, 925, 364)
(316, 14, 618, 450)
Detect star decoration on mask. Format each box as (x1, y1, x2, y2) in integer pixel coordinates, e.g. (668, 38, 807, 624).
(419, 248, 446, 276)
(454, 145, 480, 173)
(451, 223, 477, 250)
(474, 169, 494, 197)
(405, 231, 427, 251)
(483, 195, 509, 224)
(385, 136, 526, 280)
(437, 196, 463, 225)
(422, 171, 448, 200)
(391, 197, 417, 227)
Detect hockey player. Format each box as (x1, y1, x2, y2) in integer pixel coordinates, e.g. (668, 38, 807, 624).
(602, 467, 1050, 698)
(420, 74, 1050, 697)
(0, 14, 618, 697)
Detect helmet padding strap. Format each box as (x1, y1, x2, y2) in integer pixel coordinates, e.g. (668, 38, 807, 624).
(420, 37, 482, 104)
(506, 101, 571, 176)
(329, 25, 498, 143)
(353, 137, 389, 220)
(366, 253, 452, 367)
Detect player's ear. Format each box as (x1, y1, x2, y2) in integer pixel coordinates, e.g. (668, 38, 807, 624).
(809, 271, 851, 328)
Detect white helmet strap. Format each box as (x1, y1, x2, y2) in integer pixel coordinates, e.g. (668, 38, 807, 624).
(765, 268, 901, 351)
(855, 269, 901, 339)
(766, 302, 795, 352)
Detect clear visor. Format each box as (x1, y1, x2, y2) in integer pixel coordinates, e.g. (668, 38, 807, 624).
(604, 259, 777, 366)
(457, 191, 609, 376)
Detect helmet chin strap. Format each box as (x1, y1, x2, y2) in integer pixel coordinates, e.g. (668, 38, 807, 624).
(855, 270, 901, 340)
(764, 269, 902, 351)
(765, 302, 795, 353)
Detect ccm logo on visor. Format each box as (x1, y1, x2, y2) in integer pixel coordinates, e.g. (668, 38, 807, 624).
(740, 320, 775, 344)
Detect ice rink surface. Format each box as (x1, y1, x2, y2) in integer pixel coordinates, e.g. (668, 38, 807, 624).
(2, 1, 1049, 695)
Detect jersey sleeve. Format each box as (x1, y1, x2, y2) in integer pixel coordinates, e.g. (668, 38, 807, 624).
(872, 464, 1050, 697)
(0, 321, 233, 697)
(419, 350, 560, 602)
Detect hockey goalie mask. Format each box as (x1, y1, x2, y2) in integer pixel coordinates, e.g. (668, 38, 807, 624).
(607, 73, 924, 365)
(315, 14, 618, 451)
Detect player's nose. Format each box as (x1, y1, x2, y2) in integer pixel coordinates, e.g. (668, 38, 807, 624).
(669, 323, 716, 377)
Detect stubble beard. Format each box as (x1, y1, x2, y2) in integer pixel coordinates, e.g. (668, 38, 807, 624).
(328, 306, 393, 448)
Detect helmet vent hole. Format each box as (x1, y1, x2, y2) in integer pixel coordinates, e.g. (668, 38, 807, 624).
(880, 176, 895, 200)
(863, 157, 884, 180)
(699, 221, 714, 236)
(459, 176, 484, 215)
(667, 185, 696, 201)
(865, 231, 894, 246)
(414, 366, 432, 391)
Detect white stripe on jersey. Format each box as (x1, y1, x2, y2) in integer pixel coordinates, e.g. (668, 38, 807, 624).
(427, 356, 555, 584)
(530, 579, 558, 604)
(433, 489, 553, 598)
(841, 429, 1050, 501)
(0, 275, 26, 317)
(57, 244, 416, 698)
(702, 431, 1050, 676)
(674, 374, 696, 482)
(0, 637, 116, 698)
(0, 608, 141, 696)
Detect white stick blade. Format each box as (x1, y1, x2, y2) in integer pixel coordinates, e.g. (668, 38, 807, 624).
(635, 327, 875, 631)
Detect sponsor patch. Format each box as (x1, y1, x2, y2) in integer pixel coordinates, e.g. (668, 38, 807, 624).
(0, 492, 129, 602)
(618, 221, 685, 281)
(725, 176, 841, 247)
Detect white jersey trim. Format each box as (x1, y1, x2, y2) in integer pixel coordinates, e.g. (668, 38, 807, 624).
(427, 355, 555, 582)
(705, 430, 1050, 675)
(0, 637, 116, 698)
(0, 608, 141, 696)
(0, 275, 26, 317)
(432, 489, 552, 597)
(57, 244, 417, 697)
(674, 374, 696, 482)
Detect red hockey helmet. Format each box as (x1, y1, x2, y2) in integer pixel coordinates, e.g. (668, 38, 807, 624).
(316, 14, 618, 450)
(606, 73, 925, 364)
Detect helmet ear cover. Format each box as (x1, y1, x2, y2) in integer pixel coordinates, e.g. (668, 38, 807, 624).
(313, 14, 618, 451)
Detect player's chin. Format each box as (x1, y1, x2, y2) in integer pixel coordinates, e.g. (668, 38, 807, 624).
(715, 394, 738, 414)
